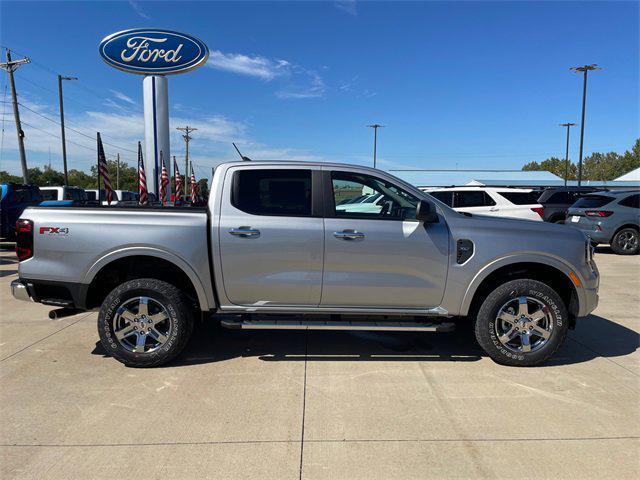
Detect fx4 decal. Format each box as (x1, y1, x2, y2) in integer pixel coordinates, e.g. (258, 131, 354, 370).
(39, 227, 70, 236)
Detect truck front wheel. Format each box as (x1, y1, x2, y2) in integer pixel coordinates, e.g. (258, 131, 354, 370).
(98, 278, 194, 367)
(474, 279, 568, 366)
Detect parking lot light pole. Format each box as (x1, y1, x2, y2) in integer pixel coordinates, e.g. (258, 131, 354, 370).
(559, 123, 576, 186)
(58, 74, 77, 186)
(367, 124, 384, 168)
(570, 64, 601, 186)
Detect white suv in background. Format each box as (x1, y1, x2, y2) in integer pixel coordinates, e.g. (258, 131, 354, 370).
(424, 186, 544, 221)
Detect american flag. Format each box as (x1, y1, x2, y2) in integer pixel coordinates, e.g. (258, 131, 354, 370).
(137, 142, 148, 205)
(159, 151, 170, 205)
(97, 132, 113, 205)
(190, 163, 199, 204)
(174, 156, 183, 203)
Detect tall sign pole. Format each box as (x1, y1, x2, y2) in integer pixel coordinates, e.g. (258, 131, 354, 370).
(0, 50, 30, 183)
(99, 29, 209, 197)
(143, 75, 170, 195)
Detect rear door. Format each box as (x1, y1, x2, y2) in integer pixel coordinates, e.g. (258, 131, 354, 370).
(321, 169, 449, 309)
(218, 166, 324, 306)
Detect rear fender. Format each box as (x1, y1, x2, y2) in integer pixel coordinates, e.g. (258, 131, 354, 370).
(83, 246, 212, 311)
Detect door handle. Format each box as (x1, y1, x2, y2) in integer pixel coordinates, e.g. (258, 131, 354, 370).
(229, 227, 261, 238)
(489, 207, 500, 212)
(333, 230, 365, 240)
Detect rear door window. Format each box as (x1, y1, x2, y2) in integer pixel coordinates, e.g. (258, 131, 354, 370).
(453, 191, 496, 208)
(428, 191, 454, 207)
(618, 194, 639, 209)
(572, 195, 614, 208)
(499, 191, 541, 205)
(232, 169, 312, 216)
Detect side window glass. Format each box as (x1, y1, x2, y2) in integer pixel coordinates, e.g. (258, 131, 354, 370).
(619, 194, 639, 209)
(232, 169, 312, 216)
(332, 171, 419, 220)
(428, 191, 453, 207)
(454, 191, 496, 208)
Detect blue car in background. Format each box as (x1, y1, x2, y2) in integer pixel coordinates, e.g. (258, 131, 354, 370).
(0, 183, 42, 240)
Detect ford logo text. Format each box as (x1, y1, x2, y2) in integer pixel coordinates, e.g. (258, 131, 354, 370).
(99, 29, 209, 75)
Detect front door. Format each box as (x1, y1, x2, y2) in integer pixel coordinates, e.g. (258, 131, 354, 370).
(322, 169, 449, 309)
(219, 167, 324, 306)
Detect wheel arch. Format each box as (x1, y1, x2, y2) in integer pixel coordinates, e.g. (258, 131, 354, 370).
(461, 256, 580, 326)
(84, 248, 212, 311)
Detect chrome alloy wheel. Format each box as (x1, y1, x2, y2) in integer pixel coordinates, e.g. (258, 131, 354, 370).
(112, 297, 172, 354)
(494, 296, 553, 354)
(616, 230, 638, 252)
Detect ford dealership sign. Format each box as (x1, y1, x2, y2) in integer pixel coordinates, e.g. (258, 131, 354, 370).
(99, 29, 209, 75)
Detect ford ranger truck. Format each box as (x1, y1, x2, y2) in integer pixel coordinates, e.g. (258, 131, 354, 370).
(11, 162, 599, 367)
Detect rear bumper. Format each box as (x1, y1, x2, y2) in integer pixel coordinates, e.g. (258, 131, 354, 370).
(11, 279, 33, 302)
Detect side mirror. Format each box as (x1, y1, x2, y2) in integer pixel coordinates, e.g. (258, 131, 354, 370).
(415, 200, 439, 223)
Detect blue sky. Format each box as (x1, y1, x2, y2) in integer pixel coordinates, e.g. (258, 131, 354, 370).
(0, 0, 637, 179)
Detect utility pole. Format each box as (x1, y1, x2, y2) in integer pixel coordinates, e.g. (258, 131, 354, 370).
(0, 50, 30, 183)
(570, 64, 601, 186)
(177, 126, 196, 195)
(559, 123, 576, 186)
(58, 74, 77, 186)
(367, 124, 383, 169)
(116, 153, 120, 190)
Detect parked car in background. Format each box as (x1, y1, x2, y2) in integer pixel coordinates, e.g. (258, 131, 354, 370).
(85, 189, 139, 205)
(0, 183, 42, 240)
(39, 186, 88, 206)
(537, 186, 601, 223)
(567, 190, 640, 255)
(424, 186, 543, 221)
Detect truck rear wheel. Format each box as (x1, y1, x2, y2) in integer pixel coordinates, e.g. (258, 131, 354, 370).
(98, 278, 194, 367)
(474, 279, 568, 367)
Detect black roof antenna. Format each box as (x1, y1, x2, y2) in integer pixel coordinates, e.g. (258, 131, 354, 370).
(232, 142, 252, 161)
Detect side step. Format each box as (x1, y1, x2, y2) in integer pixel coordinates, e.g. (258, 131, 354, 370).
(220, 318, 455, 332)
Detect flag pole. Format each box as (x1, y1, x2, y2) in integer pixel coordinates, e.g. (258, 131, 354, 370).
(96, 132, 101, 205)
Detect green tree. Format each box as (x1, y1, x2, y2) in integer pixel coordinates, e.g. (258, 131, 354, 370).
(523, 157, 576, 180)
(0, 171, 23, 184)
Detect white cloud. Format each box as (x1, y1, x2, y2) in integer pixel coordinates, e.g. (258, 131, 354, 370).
(339, 76, 377, 98)
(110, 90, 137, 106)
(335, 0, 357, 17)
(207, 49, 326, 100)
(276, 71, 326, 99)
(207, 50, 290, 81)
(129, 1, 150, 20)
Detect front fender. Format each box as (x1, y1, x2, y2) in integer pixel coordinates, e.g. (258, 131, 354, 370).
(83, 246, 212, 311)
(458, 253, 586, 316)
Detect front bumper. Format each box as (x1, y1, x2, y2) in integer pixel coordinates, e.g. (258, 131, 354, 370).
(580, 286, 599, 317)
(11, 279, 33, 302)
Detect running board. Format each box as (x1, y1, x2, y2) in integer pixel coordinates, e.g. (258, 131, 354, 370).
(220, 319, 455, 332)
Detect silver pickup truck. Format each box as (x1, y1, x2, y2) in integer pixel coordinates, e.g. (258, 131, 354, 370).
(11, 161, 599, 367)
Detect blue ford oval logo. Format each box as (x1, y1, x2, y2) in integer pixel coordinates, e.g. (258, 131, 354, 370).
(99, 29, 209, 75)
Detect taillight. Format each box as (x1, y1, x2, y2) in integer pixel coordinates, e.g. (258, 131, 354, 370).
(531, 207, 544, 218)
(15, 219, 34, 261)
(585, 210, 614, 217)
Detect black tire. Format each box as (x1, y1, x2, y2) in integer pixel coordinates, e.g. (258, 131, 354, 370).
(98, 278, 194, 367)
(474, 279, 568, 367)
(610, 227, 640, 255)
